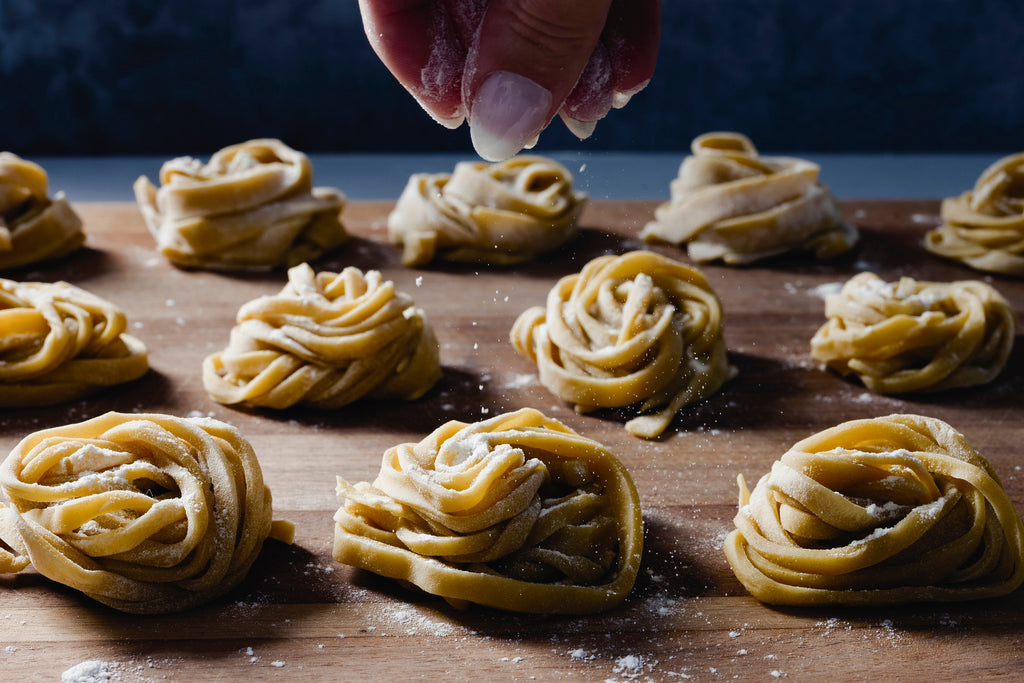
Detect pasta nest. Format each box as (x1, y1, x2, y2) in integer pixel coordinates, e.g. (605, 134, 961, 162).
(333, 408, 643, 613)
(724, 414, 1024, 605)
(134, 138, 348, 271)
(511, 250, 735, 438)
(0, 151, 85, 270)
(924, 151, 1024, 276)
(810, 272, 1016, 393)
(203, 262, 441, 409)
(0, 278, 148, 407)
(641, 132, 857, 264)
(0, 412, 292, 613)
(387, 155, 587, 267)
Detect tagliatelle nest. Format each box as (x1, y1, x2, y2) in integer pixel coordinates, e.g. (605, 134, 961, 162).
(387, 155, 586, 267)
(511, 250, 735, 438)
(0, 151, 85, 270)
(724, 414, 1024, 605)
(810, 272, 1016, 393)
(333, 409, 643, 613)
(134, 138, 347, 271)
(924, 151, 1024, 276)
(203, 263, 441, 409)
(0, 278, 148, 407)
(641, 132, 857, 264)
(0, 412, 293, 613)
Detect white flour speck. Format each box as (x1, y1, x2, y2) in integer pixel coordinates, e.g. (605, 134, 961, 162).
(61, 661, 112, 683)
(808, 282, 843, 299)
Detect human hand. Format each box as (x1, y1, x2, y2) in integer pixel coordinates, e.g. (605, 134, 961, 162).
(358, 0, 661, 161)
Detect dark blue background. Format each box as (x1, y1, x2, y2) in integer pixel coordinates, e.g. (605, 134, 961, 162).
(1, 1, 1021, 155)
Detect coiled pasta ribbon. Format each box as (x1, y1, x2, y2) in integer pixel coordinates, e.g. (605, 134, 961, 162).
(511, 251, 735, 438)
(725, 414, 1024, 605)
(333, 408, 643, 613)
(203, 263, 441, 409)
(0, 152, 84, 270)
(0, 412, 292, 613)
(0, 278, 148, 407)
(387, 155, 586, 267)
(134, 139, 347, 270)
(925, 151, 1024, 276)
(810, 272, 1016, 393)
(641, 132, 857, 264)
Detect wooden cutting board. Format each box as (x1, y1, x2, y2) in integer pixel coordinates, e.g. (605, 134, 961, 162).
(2, 200, 1022, 681)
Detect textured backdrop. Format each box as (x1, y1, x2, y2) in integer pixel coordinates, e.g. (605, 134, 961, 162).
(1, 1, 1022, 155)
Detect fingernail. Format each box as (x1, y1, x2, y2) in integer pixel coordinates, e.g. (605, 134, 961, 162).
(560, 113, 598, 140)
(469, 71, 552, 162)
(611, 79, 650, 110)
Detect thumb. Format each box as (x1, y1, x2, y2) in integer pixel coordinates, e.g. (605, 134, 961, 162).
(464, 0, 613, 161)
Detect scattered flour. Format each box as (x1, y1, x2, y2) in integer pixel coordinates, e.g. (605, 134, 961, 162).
(613, 654, 647, 679)
(502, 373, 536, 390)
(62, 661, 113, 683)
(808, 282, 844, 299)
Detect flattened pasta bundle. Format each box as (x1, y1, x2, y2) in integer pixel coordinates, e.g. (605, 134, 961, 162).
(0, 412, 292, 613)
(511, 251, 735, 438)
(203, 263, 441, 409)
(724, 414, 1024, 605)
(0, 152, 85, 270)
(387, 155, 586, 267)
(641, 132, 857, 264)
(0, 278, 148, 407)
(924, 151, 1024, 276)
(810, 272, 1015, 394)
(134, 138, 347, 271)
(333, 409, 643, 613)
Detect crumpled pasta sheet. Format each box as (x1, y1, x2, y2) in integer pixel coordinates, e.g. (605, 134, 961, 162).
(810, 272, 1016, 394)
(0, 278, 148, 408)
(0, 412, 293, 613)
(641, 132, 857, 265)
(333, 408, 643, 613)
(0, 152, 85, 270)
(924, 151, 1024, 276)
(724, 414, 1024, 605)
(134, 139, 347, 271)
(510, 251, 735, 439)
(203, 262, 441, 409)
(387, 155, 586, 267)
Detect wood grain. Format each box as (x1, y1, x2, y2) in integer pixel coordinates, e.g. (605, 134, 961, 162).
(2, 200, 1022, 681)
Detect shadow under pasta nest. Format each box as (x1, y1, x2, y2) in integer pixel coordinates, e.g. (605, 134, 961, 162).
(756, 589, 1024, 632)
(213, 366, 504, 436)
(3, 245, 117, 285)
(0, 369, 174, 439)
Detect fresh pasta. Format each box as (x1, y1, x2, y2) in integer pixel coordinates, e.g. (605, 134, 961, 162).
(0, 412, 293, 613)
(924, 151, 1024, 276)
(810, 272, 1016, 393)
(333, 408, 643, 613)
(0, 278, 148, 407)
(510, 250, 735, 438)
(203, 262, 441, 409)
(387, 155, 586, 267)
(724, 414, 1024, 605)
(0, 152, 85, 270)
(641, 132, 857, 264)
(134, 138, 347, 271)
